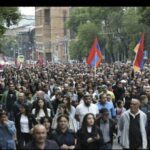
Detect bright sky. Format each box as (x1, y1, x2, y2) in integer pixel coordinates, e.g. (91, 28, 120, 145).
(19, 7, 35, 16)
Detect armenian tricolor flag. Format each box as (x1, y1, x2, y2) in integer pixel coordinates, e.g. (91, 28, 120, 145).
(134, 41, 140, 53)
(87, 37, 103, 68)
(133, 33, 144, 72)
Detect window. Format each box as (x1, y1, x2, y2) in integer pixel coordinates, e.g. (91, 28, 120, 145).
(44, 9, 50, 25)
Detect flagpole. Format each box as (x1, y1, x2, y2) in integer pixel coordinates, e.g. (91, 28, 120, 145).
(94, 38, 96, 78)
(94, 65, 96, 78)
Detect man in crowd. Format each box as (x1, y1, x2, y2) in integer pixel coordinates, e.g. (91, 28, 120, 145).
(13, 92, 32, 116)
(24, 124, 59, 149)
(75, 92, 99, 127)
(1, 83, 19, 121)
(96, 93, 116, 119)
(119, 99, 147, 149)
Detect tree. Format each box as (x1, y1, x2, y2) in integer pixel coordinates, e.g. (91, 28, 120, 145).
(67, 7, 150, 62)
(0, 7, 21, 36)
(0, 7, 21, 53)
(0, 37, 18, 57)
(69, 22, 99, 60)
(67, 7, 124, 62)
(138, 7, 150, 26)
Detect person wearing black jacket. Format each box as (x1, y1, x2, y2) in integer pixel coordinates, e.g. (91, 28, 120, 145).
(52, 92, 63, 114)
(15, 103, 38, 149)
(112, 81, 125, 103)
(51, 114, 76, 149)
(76, 113, 104, 150)
(96, 108, 117, 149)
(40, 116, 53, 140)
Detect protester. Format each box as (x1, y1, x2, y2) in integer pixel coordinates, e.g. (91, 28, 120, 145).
(1, 83, 19, 121)
(96, 108, 117, 149)
(13, 92, 31, 116)
(40, 116, 53, 140)
(76, 113, 104, 149)
(62, 95, 76, 118)
(0, 110, 16, 149)
(119, 99, 147, 149)
(115, 100, 126, 143)
(32, 90, 54, 117)
(75, 92, 99, 127)
(32, 98, 51, 123)
(51, 114, 76, 149)
(15, 103, 37, 148)
(23, 124, 59, 149)
(96, 93, 116, 119)
(52, 103, 78, 133)
(1, 61, 150, 150)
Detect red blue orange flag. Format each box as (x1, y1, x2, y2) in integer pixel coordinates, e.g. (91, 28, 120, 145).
(87, 37, 103, 68)
(133, 33, 144, 72)
(134, 41, 140, 53)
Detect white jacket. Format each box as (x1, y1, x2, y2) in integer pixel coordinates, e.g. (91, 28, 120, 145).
(119, 109, 147, 149)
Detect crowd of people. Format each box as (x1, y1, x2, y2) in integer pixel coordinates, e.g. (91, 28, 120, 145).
(0, 62, 150, 149)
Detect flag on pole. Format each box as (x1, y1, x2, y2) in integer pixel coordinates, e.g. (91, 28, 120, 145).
(134, 41, 140, 53)
(133, 33, 144, 72)
(87, 37, 103, 68)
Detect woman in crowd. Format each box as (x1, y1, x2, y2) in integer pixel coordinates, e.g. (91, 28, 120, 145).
(15, 103, 38, 149)
(40, 116, 53, 140)
(115, 100, 126, 143)
(62, 95, 76, 118)
(52, 103, 78, 133)
(76, 113, 104, 149)
(51, 114, 76, 149)
(32, 97, 51, 122)
(0, 110, 16, 149)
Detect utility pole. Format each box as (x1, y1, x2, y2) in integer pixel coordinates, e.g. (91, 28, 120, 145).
(64, 37, 67, 62)
(64, 36, 68, 62)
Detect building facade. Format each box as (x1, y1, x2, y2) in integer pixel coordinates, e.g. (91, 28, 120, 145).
(35, 7, 71, 62)
(4, 22, 35, 61)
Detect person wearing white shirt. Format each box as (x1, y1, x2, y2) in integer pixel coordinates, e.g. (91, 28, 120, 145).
(15, 103, 37, 149)
(63, 95, 76, 118)
(75, 93, 99, 128)
(32, 98, 51, 123)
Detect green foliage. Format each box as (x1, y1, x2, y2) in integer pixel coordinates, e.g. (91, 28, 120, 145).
(0, 36, 18, 56)
(0, 7, 21, 36)
(138, 7, 150, 26)
(0, 7, 21, 53)
(67, 7, 150, 61)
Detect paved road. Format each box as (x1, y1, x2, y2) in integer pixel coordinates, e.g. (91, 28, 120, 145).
(113, 136, 122, 149)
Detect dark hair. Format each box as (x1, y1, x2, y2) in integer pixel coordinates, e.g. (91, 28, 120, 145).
(81, 113, 98, 135)
(0, 110, 8, 117)
(19, 103, 31, 116)
(99, 108, 109, 114)
(40, 116, 52, 125)
(117, 100, 123, 107)
(35, 98, 48, 117)
(63, 95, 71, 111)
(140, 95, 148, 102)
(57, 103, 69, 115)
(57, 114, 69, 125)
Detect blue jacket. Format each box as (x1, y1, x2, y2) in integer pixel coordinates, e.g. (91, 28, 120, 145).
(96, 101, 116, 118)
(0, 120, 16, 149)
